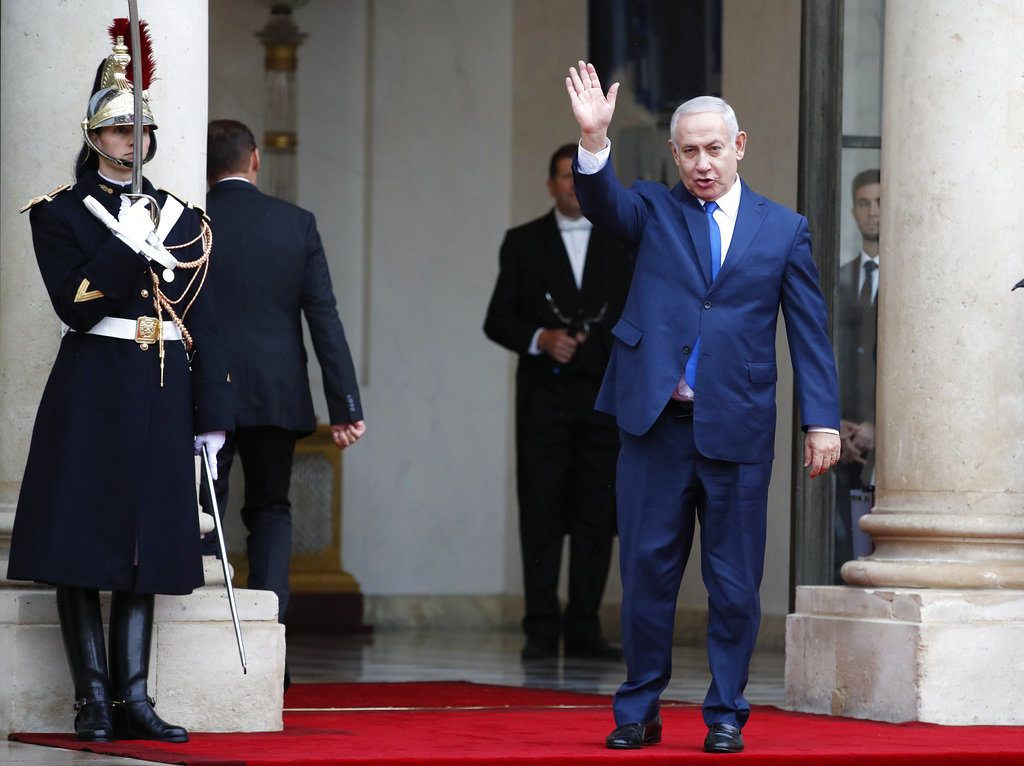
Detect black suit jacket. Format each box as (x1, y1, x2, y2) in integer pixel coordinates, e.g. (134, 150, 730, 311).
(206, 179, 362, 434)
(836, 257, 877, 424)
(484, 210, 631, 384)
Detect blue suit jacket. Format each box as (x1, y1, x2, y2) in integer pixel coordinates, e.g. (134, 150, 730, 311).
(575, 157, 839, 464)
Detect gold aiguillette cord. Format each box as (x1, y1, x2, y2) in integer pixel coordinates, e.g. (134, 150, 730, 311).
(158, 318, 165, 387)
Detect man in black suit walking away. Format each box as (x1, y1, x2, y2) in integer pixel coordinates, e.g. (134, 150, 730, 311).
(202, 121, 365, 667)
(485, 144, 631, 661)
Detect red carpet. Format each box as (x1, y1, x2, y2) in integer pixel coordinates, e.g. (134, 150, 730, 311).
(10, 681, 1024, 765)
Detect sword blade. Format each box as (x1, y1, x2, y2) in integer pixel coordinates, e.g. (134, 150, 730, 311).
(202, 444, 248, 673)
(127, 0, 144, 195)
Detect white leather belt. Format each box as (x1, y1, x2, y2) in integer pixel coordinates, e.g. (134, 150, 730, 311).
(63, 316, 182, 344)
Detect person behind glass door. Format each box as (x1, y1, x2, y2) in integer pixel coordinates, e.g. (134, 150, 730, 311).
(835, 168, 880, 575)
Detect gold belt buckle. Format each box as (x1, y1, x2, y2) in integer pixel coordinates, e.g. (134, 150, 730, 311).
(135, 316, 160, 347)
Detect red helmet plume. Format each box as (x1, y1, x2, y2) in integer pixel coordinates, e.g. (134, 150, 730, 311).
(108, 18, 156, 90)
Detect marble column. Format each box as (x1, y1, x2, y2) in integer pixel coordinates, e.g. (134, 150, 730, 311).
(786, 0, 1024, 725)
(1, 0, 283, 734)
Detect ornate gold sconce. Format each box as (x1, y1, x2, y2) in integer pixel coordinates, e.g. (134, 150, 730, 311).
(255, 1, 307, 202)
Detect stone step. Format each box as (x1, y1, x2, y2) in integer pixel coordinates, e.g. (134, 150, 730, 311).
(0, 584, 285, 734)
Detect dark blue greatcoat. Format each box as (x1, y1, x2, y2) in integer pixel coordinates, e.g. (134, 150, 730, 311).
(7, 171, 233, 595)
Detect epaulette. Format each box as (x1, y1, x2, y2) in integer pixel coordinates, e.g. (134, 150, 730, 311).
(20, 184, 71, 214)
(159, 188, 211, 224)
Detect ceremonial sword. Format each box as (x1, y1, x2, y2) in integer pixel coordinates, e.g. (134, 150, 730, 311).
(127, 0, 144, 195)
(126, 0, 160, 229)
(202, 444, 249, 674)
(127, 3, 244, 670)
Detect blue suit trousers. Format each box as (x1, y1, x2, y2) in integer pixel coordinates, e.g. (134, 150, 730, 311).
(613, 405, 772, 728)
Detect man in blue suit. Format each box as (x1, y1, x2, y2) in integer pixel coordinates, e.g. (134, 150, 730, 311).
(564, 63, 841, 754)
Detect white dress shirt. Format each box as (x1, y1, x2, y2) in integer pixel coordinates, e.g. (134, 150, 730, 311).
(527, 209, 594, 355)
(554, 209, 593, 289)
(671, 177, 741, 400)
(858, 251, 880, 304)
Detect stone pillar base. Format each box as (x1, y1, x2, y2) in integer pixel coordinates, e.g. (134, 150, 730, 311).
(785, 585, 1024, 725)
(0, 582, 284, 735)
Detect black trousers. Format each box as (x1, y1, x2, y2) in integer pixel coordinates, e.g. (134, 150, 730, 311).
(200, 426, 298, 622)
(516, 375, 619, 646)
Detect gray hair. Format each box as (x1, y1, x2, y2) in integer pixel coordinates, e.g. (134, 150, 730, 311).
(668, 96, 740, 147)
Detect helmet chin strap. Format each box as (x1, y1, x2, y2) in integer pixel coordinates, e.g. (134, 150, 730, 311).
(81, 120, 155, 169)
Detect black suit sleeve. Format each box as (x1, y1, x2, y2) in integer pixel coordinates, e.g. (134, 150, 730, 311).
(300, 212, 363, 424)
(483, 230, 540, 354)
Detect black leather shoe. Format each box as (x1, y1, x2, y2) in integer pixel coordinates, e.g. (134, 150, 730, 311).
(703, 722, 744, 753)
(605, 715, 662, 749)
(564, 639, 623, 661)
(521, 638, 558, 660)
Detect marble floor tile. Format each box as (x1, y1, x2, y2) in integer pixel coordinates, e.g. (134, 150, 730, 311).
(288, 629, 785, 706)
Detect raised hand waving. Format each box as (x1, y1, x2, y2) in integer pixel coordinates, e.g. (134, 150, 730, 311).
(565, 61, 619, 152)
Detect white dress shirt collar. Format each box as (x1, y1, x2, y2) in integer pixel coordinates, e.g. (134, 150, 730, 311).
(553, 208, 592, 230)
(858, 250, 879, 268)
(858, 250, 880, 302)
(699, 174, 742, 220)
(97, 170, 132, 188)
(552, 208, 592, 290)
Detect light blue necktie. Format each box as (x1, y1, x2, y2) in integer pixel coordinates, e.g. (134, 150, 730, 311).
(683, 200, 721, 390)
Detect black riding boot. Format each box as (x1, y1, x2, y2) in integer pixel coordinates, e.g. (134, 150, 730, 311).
(55, 586, 114, 742)
(108, 591, 188, 742)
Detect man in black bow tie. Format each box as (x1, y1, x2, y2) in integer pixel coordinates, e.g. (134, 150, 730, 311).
(485, 144, 632, 661)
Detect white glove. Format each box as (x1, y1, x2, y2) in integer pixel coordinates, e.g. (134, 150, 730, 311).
(82, 195, 179, 274)
(113, 198, 157, 252)
(194, 431, 227, 480)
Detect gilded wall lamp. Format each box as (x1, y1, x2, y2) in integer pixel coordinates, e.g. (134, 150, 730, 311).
(256, 0, 307, 202)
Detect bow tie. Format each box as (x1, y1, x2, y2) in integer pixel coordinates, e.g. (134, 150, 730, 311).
(559, 219, 591, 232)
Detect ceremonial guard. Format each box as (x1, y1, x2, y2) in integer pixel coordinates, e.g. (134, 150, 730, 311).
(6, 19, 232, 743)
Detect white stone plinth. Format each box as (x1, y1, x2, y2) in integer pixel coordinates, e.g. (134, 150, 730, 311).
(785, 585, 1024, 725)
(0, 583, 284, 735)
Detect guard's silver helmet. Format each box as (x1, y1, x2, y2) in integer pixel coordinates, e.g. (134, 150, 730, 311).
(81, 20, 158, 167)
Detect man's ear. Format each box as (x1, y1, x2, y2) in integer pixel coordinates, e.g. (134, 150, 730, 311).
(251, 147, 261, 173)
(734, 131, 747, 161)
